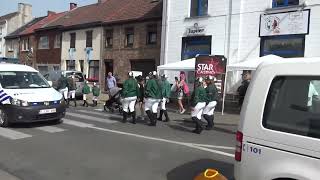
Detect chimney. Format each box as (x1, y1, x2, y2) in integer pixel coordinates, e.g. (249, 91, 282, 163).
(18, 3, 32, 26)
(47, 11, 56, 16)
(70, 3, 77, 10)
(98, 0, 108, 3)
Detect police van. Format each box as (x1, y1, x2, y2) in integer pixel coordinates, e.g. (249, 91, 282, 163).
(234, 57, 320, 180)
(0, 64, 66, 127)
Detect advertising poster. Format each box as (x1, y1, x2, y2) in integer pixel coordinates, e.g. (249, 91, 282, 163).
(195, 55, 227, 94)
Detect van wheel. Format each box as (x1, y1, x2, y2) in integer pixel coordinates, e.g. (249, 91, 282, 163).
(0, 109, 9, 127)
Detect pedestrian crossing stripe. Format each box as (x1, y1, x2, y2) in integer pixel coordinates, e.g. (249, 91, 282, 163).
(0, 89, 11, 104)
(66, 112, 118, 124)
(35, 126, 66, 133)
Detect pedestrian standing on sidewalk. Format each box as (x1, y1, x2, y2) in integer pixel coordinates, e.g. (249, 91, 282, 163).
(92, 82, 100, 107)
(57, 72, 69, 104)
(203, 76, 219, 130)
(106, 72, 117, 93)
(82, 81, 90, 107)
(190, 77, 207, 134)
(137, 76, 145, 120)
(67, 73, 77, 107)
(145, 71, 162, 126)
(176, 72, 188, 114)
(122, 72, 140, 124)
(158, 74, 171, 122)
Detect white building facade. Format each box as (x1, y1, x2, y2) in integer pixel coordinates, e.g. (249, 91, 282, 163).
(160, 0, 240, 92)
(0, 3, 32, 58)
(161, 0, 320, 93)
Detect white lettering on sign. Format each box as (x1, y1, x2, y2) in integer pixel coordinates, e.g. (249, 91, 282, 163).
(197, 63, 215, 75)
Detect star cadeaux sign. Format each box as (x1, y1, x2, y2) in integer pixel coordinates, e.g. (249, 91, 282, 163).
(195, 55, 227, 78)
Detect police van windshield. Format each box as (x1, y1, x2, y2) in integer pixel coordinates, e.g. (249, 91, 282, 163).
(0, 71, 50, 89)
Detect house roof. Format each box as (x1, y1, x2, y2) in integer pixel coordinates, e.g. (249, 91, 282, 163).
(44, 0, 162, 29)
(20, 12, 67, 35)
(5, 17, 45, 39)
(0, 12, 19, 23)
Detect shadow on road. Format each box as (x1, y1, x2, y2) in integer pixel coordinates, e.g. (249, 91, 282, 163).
(167, 159, 234, 180)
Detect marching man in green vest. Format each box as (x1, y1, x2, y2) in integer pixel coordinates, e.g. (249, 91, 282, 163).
(145, 71, 162, 126)
(190, 77, 207, 134)
(82, 81, 90, 107)
(203, 76, 219, 130)
(157, 74, 171, 122)
(92, 82, 100, 107)
(122, 72, 140, 124)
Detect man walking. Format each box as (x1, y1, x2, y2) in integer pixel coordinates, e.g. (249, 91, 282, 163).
(92, 83, 100, 107)
(106, 72, 117, 92)
(203, 76, 219, 130)
(122, 72, 140, 124)
(158, 74, 171, 122)
(57, 72, 69, 104)
(145, 71, 162, 126)
(67, 73, 77, 107)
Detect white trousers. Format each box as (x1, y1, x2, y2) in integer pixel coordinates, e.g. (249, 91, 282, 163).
(145, 98, 161, 113)
(83, 94, 87, 101)
(59, 87, 68, 100)
(123, 96, 137, 113)
(68, 90, 76, 99)
(93, 96, 99, 101)
(191, 102, 206, 119)
(203, 101, 217, 116)
(160, 98, 168, 110)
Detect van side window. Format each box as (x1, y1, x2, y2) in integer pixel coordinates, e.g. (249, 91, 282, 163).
(263, 76, 320, 139)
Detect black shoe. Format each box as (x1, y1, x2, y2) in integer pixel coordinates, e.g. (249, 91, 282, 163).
(153, 113, 157, 126)
(122, 112, 128, 123)
(163, 110, 170, 122)
(192, 117, 203, 134)
(157, 110, 163, 121)
(74, 100, 77, 107)
(203, 114, 213, 130)
(82, 101, 86, 107)
(146, 110, 156, 126)
(131, 111, 136, 124)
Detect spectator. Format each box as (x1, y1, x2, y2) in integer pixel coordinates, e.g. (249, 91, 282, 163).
(106, 72, 117, 92)
(237, 70, 251, 108)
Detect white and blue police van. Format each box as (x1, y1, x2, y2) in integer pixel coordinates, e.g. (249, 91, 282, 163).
(0, 63, 66, 127)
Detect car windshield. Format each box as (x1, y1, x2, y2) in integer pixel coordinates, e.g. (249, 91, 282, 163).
(0, 71, 50, 89)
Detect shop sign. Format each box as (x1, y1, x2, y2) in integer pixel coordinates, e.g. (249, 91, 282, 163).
(195, 55, 226, 77)
(259, 10, 310, 37)
(186, 23, 206, 36)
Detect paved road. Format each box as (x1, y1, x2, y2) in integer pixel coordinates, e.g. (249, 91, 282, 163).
(0, 106, 238, 180)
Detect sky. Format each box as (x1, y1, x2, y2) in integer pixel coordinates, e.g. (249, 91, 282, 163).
(0, 0, 97, 17)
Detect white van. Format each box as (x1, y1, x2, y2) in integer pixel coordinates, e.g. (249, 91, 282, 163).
(0, 64, 66, 127)
(234, 57, 320, 180)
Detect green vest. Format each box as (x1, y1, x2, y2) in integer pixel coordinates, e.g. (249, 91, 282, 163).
(145, 79, 162, 99)
(92, 86, 100, 96)
(191, 86, 207, 106)
(206, 84, 219, 102)
(82, 84, 90, 94)
(122, 78, 139, 98)
(161, 80, 171, 98)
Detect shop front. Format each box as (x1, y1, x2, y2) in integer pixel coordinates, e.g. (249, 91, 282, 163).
(259, 10, 310, 58)
(181, 23, 211, 60)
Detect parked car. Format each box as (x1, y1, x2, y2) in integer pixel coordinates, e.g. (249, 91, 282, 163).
(0, 64, 66, 127)
(44, 70, 85, 98)
(234, 57, 320, 180)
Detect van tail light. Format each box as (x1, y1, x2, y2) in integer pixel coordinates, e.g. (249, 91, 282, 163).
(235, 131, 243, 162)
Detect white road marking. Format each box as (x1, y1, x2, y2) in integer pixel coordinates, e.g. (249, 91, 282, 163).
(66, 112, 117, 124)
(35, 126, 66, 133)
(89, 126, 235, 158)
(94, 109, 104, 112)
(77, 109, 120, 118)
(0, 128, 32, 140)
(191, 143, 235, 150)
(63, 119, 94, 128)
(0, 169, 20, 180)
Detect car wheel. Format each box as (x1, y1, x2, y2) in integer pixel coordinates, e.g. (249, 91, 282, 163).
(0, 109, 9, 127)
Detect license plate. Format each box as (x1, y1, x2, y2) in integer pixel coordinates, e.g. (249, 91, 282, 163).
(39, 108, 56, 114)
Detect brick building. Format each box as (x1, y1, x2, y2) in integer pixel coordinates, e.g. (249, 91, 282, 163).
(44, 0, 162, 87)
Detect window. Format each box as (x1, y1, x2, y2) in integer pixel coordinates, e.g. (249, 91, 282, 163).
(105, 29, 113, 48)
(86, 30, 93, 48)
(21, 38, 29, 51)
(8, 40, 14, 52)
(79, 60, 84, 73)
(273, 0, 299, 7)
(38, 66, 49, 75)
(54, 34, 61, 48)
(190, 0, 208, 17)
(89, 60, 99, 80)
(70, 33, 76, 48)
(53, 65, 60, 71)
(181, 36, 211, 60)
(147, 25, 157, 45)
(66, 60, 76, 70)
(260, 35, 305, 58)
(263, 76, 320, 139)
(125, 28, 134, 47)
(38, 36, 49, 49)
(0, 38, 2, 52)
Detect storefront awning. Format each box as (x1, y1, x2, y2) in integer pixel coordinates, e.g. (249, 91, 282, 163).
(157, 58, 195, 71)
(227, 55, 282, 71)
